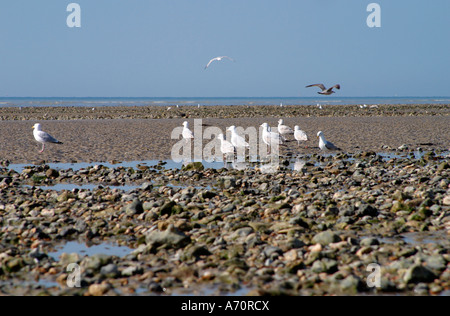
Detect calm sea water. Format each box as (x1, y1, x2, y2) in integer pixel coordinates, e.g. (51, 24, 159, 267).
(0, 97, 449, 108)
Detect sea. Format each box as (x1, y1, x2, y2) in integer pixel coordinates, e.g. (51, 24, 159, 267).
(0, 97, 449, 108)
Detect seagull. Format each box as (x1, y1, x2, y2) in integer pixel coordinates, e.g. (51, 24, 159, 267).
(317, 103, 323, 110)
(204, 56, 235, 70)
(317, 131, 341, 151)
(306, 84, 341, 95)
(277, 119, 294, 141)
(261, 123, 284, 154)
(294, 126, 308, 147)
(182, 121, 194, 143)
(227, 126, 249, 149)
(217, 134, 235, 161)
(32, 123, 63, 153)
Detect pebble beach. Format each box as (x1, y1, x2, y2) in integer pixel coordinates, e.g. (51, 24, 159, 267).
(0, 104, 449, 296)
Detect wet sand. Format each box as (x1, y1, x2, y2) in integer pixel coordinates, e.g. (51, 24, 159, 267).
(0, 105, 449, 164)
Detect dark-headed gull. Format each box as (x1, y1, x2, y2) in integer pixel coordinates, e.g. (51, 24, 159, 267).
(33, 123, 63, 153)
(306, 84, 341, 95)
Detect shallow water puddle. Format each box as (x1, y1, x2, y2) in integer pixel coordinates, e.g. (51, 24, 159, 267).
(4, 150, 449, 174)
(380, 231, 449, 247)
(49, 241, 132, 260)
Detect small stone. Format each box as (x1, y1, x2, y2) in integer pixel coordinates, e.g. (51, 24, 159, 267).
(45, 169, 59, 179)
(84, 254, 112, 271)
(357, 204, 378, 217)
(437, 162, 449, 172)
(145, 224, 190, 249)
(88, 283, 111, 296)
(443, 196, 450, 206)
(339, 275, 364, 294)
(404, 265, 437, 284)
(360, 238, 380, 247)
(308, 244, 323, 253)
(124, 199, 144, 216)
(283, 249, 298, 262)
(100, 264, 120, 278)
(312, 231, 341, 246)
(182, 162, 204, 171)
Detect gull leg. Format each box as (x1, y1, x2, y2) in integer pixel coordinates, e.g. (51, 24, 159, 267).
(39, 143, 45, 153)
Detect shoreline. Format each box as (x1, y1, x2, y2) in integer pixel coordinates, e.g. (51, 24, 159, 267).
(1, 103, 449, 121)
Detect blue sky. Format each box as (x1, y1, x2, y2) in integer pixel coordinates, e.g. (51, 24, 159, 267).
(0, 0, 448, 97)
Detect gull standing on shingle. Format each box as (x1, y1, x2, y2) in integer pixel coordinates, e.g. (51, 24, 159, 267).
(317, 131, 341, 151)
(182, 121, 194, 143)
(261, 123, 284, 154)
(217, 133, 235, 161)
(227, 126, 249, 149)
(294, 126, 309, 148)
(277, 119, 294, 141)
(32, 123, 63, 153)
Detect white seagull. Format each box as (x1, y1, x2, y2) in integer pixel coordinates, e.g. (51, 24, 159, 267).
(182, 121, 194, 143)
(306, 84, 341, 95)
(294, 126, 308, 147)
(32, 123, 63, 153)
(277, 119, 294, 141)
(227, 126, 249, 149)
(317, 131, 341, 151)
(204, 56, 235, 70)
(261, 123, 284, 154)
(217, 134, 235, 160)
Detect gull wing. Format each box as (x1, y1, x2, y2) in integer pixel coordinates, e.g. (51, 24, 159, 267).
(332, 84, 341, 90)
(306, 84, 326, 91)
(36, 130, 61, 144)
(325, 141, 340, 150)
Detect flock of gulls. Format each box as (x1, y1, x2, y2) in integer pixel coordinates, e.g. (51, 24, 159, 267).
(181, 119, 340, 161)
(32, 55, 342, 157)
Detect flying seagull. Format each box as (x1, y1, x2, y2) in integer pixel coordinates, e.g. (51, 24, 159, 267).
(306, 84, 341, 95)
(317, 131, 341, 151)
(32, 123, 63, 153)
(204, 56, 235, 70)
